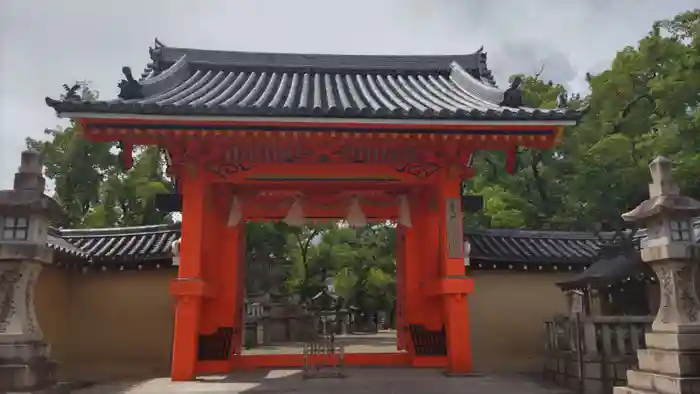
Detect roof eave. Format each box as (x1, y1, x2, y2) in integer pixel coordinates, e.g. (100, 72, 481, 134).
(54, 111, 579, 127)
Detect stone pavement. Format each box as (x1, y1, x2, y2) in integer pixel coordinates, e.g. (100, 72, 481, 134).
(244, 330, 400, 355)
(72, 368, 574, 394)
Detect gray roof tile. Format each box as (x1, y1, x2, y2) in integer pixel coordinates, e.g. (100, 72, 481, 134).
(467, 228, 600, 265)
(50, 224, 179, 265)
(45, 42, 580, 122)
(45, 220, 699, 271)
(47, 230, 88, 259)
(556, 253, 649, 290)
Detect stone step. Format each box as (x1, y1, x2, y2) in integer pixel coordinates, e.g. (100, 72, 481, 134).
(646, 332, 700, 351)
(627, 369, 700, 394)
(613, 386, 655, 394)
(638, 348, 700, 376)
(0, 341, 50, 360)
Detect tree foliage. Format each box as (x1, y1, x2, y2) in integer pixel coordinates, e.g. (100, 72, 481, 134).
(284, 223, 396, 314)
(28, 84, 173, 227)
(467, 9, 700, 231)
(27, 132, 173, 228)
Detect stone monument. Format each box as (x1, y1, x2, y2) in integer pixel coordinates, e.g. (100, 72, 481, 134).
(615, 156, 700, 394)
(0, 150, 63, 392)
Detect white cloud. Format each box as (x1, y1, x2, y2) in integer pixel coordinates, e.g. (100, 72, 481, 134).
(0, 0, 696, 188)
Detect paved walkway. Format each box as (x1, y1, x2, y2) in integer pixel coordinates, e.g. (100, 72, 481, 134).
(73, 368, 573, 394)
(244, 330, 399, 355)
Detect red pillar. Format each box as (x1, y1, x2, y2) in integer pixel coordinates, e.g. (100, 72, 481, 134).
(402, 191, 430, 359)
(170, 175, 209, 381)
(395, 225, 407, 351)
(199, 185, 227, 334)
(230, 221, 246, 356)
(437, 170, 473, 374)
(202, 186, 245, 354)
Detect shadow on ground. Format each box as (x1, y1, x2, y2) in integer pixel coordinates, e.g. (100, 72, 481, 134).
(73, 368, 574, 394)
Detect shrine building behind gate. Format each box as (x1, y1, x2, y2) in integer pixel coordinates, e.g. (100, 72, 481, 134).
(44, 39, 580, 380)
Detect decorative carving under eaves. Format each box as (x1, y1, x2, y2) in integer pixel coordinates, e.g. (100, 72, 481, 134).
(165, 143, 197, 178)
(205, 162, 252, 179)
(330, 146, 420, 165)
(395, 163, 442, 179)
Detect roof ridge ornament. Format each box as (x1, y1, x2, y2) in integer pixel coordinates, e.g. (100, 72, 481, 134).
(117, 67, 144, 100)
(149, 37, 166, 58)
(61, 83, 80, 101)
(142, 38, 167, 80)
(557, 92, 568, 109)
(500, 76, 524, 108)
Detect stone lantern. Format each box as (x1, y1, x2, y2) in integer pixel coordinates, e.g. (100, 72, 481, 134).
(615, 156, 700, 394)
(0, 150, 63, 392)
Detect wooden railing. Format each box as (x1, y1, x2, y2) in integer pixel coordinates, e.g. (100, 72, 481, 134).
(543, 315, 653, 394)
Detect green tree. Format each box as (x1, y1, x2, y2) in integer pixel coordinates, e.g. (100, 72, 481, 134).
(29, 83, 173, 227)
(562, 9, 700, 229)
(466, 9, 699, 231)
(465, 76, 583, 229)
(284, 224, 330, 301)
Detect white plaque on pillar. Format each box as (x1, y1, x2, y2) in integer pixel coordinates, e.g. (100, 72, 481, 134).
(571, 290, 584, 314)
(445, 198, 463, 259)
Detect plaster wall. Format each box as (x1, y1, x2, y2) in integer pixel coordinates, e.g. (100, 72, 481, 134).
(34, 266, 70, 372)
(468, 270, 568, 373)
(34, 266, 572, 380)
(35, 268, 176, 382)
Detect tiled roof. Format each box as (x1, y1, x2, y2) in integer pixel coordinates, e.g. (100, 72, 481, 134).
(46, 224, 603, 271)
(45, 220, 699, 272)
(48, 224, 179, 266)
(556, 252, 650, 290)
(467, 228, 600, 265)
(45, 41, 580, 122)
(47, 231, 89, 259)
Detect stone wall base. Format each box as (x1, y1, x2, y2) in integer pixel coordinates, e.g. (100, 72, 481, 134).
(0, 342, 57, 392)
(614, 332, 700, 394)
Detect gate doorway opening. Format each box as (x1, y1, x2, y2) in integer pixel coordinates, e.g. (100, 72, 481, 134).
(241, 220, 401, 359)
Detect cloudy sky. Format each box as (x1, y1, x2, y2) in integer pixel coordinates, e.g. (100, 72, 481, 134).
(0, 0, 696, 189)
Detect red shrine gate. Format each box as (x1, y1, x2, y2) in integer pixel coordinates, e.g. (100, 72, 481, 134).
(46, 40, 579, 380)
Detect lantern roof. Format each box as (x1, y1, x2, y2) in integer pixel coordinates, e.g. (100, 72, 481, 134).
(622, 156, 700, 222)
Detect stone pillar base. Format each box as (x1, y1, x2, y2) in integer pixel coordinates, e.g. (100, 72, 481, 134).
(614, 332, 700, 394)
(0, 341, 57, 392)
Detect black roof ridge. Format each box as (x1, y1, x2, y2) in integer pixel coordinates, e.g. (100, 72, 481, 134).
(136, 39, 495, 86)
(178, 62, 458, 76)
(155, 44, 489, 72)
(50, 222, 698, 241)
(465, 227, 598, 239)
(52, 223, 601, 241)
(55, 223, 180, 238)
